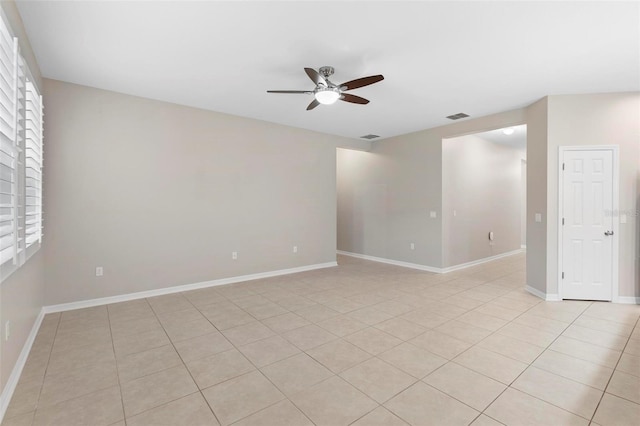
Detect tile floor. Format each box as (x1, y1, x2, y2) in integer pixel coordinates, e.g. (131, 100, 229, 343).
(2, 253, 639, 426)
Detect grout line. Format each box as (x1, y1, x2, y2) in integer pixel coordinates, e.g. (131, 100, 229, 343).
(106, 303, 128, 426)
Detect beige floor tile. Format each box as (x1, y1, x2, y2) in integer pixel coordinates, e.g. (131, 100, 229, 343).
(424, 362, 506, 411)
(113, 328, 171, 359)
(624, 337, 640, 356)
(261, 353, 333, 397)
(378, 342, 447, 378)
(607, 370, 640, 404)
(186, 348, 255, 389)
(1, 412, 34, 426)
(470, 414, 504, 426)
(4, 376, 43, 419)
(261, 312, 311, 333)
(562, 324, 628, 351)
(400, 308, 450, 329)
(351, 406, 408, 426)
(200, 305, 255, 331)
(347, 306, 395, 325)
(549, 336, 622, 368)
(374, 317, 426, 341)
(282, 324, 337, 350)
(514, 313, 570, 334)
(46, 341, 115, 379)
(583, 303, 640, 326)
(485, 388, 588, 426)
(512, 367, 603, 419)
(156, 307, 204, 326)
(117, 344, 182, 383)
(147, 294, 193, 314)
(110, 316, 162, 339)
(454, 346, 528, 385)
(38, 359, 119, 407)
(232, 400, 312, 426)
(61, 306, 109, 323)
(434, 320, 492, 344)
(475, 303, 523, 321)
(120, 365, 198, 417)
(409, 330, 472, 360)
(202, 371, 285, 425)
(51, 326, 113, 354)
(290, 376, 377, 426)
(372, 300, 414, 316)
(616, 353, 640, 377)
(345, 328, 403, 355)
(573, 315, 634, 337)
(221, 321, 275, 346)
(294, 305, 340, 323)
(317, 315, 368, 337)
(340, 357, 416, 403)
(442, 295, 486, 310)
(172, 331, 233, 363)
(238, 335, 300, 367)
(126, 392, 218, 426)
(497, 322, 558, 348)
(533, 350, 614, 390)
(456, 310, 508, 332)
(306, 339, 372, 373)
(163, 317, 218, 343)
(277, 295, 318, 311)
(592, 393, 640, 426)
(384, 381, 479, 426)
(32, 386, 123, 426)
(322, 298, 365, 314)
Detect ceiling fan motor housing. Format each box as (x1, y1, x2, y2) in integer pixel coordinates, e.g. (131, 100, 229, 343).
(318, 66, 335, 79)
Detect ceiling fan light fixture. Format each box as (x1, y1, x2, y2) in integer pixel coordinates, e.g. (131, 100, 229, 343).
(314, 88, 340, 105)
(502, 127, 515, 135)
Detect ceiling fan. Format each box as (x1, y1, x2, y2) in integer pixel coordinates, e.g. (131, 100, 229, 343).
(267, 66, 384, 110)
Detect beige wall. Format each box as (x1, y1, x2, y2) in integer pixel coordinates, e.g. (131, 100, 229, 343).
(337, 108, 527, 268)
(545, 93, 640, 298)
(525, 97, 549, 294)
(442, 134, 525, 267)
(0, 0, 45, 395)
(42, 79, 365, 305)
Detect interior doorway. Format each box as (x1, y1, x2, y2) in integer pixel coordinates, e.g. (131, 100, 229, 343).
(558, 146, 619, 301)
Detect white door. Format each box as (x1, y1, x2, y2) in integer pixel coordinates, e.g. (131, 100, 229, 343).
(561, 149, 615, 301)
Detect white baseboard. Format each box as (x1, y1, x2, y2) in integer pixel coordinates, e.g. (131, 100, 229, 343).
(0, 307, 45, 423)
(439, 249, 525, 273)
(336, 251, 441, 273)
(44, 261, 338, 314)
(337, 249, 524, 274)
(525, 285, 561, 301)
(615, 296, 640, 304)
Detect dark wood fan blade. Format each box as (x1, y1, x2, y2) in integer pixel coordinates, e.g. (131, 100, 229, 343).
(340, 93, 369, 105)
(340, 75, 384, 91)
(306, 99, 320, 110)
(267, 90, 312, 94)
(304, 68, 327, 87)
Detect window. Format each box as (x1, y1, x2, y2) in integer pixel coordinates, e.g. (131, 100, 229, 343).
(0, 14, 43, 282)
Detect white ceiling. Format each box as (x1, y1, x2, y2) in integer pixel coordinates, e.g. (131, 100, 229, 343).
(475, 125, 527, 150)
(16, 1, 639, 140)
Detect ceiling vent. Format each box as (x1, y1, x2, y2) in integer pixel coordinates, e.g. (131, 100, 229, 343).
(360, 134, 380, 139)
(446, 113, 470, 120)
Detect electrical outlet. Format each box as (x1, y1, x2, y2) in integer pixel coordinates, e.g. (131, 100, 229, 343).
(293, 246, 298, 253)
(232, 251, 238, 260)
(95, 266, 103, 277)
(410, 243, 415, 250)
(4, 321, 9, 341)
(535, 213, 542, 223)
(430, 211, 437, 218)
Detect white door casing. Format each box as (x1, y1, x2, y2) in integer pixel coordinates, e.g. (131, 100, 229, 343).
(559, 146, 619, 301)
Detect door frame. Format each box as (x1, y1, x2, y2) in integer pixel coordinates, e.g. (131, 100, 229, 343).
(557, 145, 620, 302)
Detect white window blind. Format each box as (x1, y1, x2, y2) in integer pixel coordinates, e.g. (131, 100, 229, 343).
(0, 18, 18, 266)
(25, 79, 42, 247)
(0, 14, 43, 281)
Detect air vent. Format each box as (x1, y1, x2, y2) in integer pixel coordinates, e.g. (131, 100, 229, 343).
(360, 134, 380, 139)
(446, 113, 470, 120)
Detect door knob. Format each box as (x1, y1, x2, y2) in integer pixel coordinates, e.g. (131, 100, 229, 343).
(604, 230, 614, 236)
